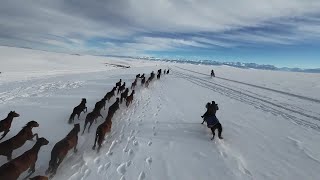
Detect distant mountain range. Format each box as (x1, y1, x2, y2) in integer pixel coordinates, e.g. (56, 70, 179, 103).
(1, 45, 318, 73)
(103, 55, 320, 73)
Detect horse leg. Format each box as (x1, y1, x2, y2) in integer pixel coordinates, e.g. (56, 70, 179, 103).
(52, 156, 65, 177)
(30, 133, 38, 141)
(92, 133, 98, 150)
(74, 142, 78, 153)
(82, 121, 88, 135)
(97, 139, 102, 153)
(34, 133, 39, 140)
(88, 121, 93, 133)
(24, 164, 35, 180)
(0, 130, 9, 140)
(85, 107, 88, 112)
(28, 163, 35, 173)
(77, 112, 81, 120)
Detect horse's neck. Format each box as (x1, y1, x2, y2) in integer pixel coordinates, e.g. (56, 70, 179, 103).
(15, 143, 42, 166)
(4, 115, 14, 122)
(17, 126, 31, 136)
(30, 143, 42, 154)
(66, 129, 77, 138)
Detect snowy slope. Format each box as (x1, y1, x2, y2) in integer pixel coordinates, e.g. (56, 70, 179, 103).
(0, 47, 320, 180)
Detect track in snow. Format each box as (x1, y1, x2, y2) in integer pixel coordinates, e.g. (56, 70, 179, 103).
(174, 66, 320, 104)
(172, 68, 320, 132)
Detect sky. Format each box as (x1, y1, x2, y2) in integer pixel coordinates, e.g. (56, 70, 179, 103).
(0, 0, 320, 68)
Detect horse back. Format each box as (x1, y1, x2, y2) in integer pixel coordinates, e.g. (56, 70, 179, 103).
(0, 162, 21, 180)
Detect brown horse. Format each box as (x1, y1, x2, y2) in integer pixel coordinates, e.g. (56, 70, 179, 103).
(0, 121, 39, 161)
(94, 98, 107, 112)
(0, 111, 20, 140)
(82, 108, 103, 135)
(108, 98, 120, 114)
(104, 87, 117, 102)
(126, 90, 135, 107)
(140, 73, 145, 79)
(145, 79, 150, 88)
(29, 176, 48, 180)
(92, 112, 114, 153)
(117, 82, 126, 94)
(131, 78, 137, 90)
(0, 137, 49, 180)
(45, 124, 80, 178)
(141, 77, 146, 86)
(115, 79, 122, 87)
(68, 98, 87, 124)
(150, 71, 155, 79)
(120, 88, 129, 104)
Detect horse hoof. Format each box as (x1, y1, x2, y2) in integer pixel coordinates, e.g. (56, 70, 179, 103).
(92, 146, 96, 150)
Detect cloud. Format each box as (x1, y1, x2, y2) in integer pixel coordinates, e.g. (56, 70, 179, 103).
(1, 0, 320, 56)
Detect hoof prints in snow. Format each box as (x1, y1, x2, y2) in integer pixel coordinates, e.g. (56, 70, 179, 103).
(138, 171, 146, 180)
(117, 163, 127, 175)
(146, 157, 153, 166)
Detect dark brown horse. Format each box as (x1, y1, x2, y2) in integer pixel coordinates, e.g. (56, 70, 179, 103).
(141, 77, 146, 86)
(0, 111, 20, 140)
(104, 87, 117, 102)
(120, 88, 129, 104)
(131, 78, 137, 90)
(68, 98, 87, 124)
(117, 82, 126, 94)
(115, 79, 122, 87)
(140, 73, 145, 79)
(126, 90, 135, 107)
(94, 98, 107, 112)
(45, 124, 80, 178)
(0, 137, 49, 180)
(82, 108, 103, 134)
(108, 98, 120, 114)
(145, 79, 151, 88)
(0, 121, 39, 161)
(150, 71, 155, 79)
(92, 112, 114, 153)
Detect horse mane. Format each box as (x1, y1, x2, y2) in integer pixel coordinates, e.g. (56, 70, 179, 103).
(15, 123, 31, 135)
(66, 126, 79, 138)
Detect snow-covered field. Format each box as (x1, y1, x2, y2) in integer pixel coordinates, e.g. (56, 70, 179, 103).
(1, 46, 320, 180)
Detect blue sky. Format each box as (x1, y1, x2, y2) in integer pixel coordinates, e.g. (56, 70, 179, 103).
(1, 0, 320, 68)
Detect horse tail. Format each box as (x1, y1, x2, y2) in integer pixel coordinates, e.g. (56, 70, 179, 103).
(68, 112, 75, 124)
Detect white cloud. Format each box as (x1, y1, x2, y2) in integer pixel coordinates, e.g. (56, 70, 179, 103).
(1, 0, 320, 55)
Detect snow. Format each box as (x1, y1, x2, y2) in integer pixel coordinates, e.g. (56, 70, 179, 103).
(1, 46, 320, 180)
